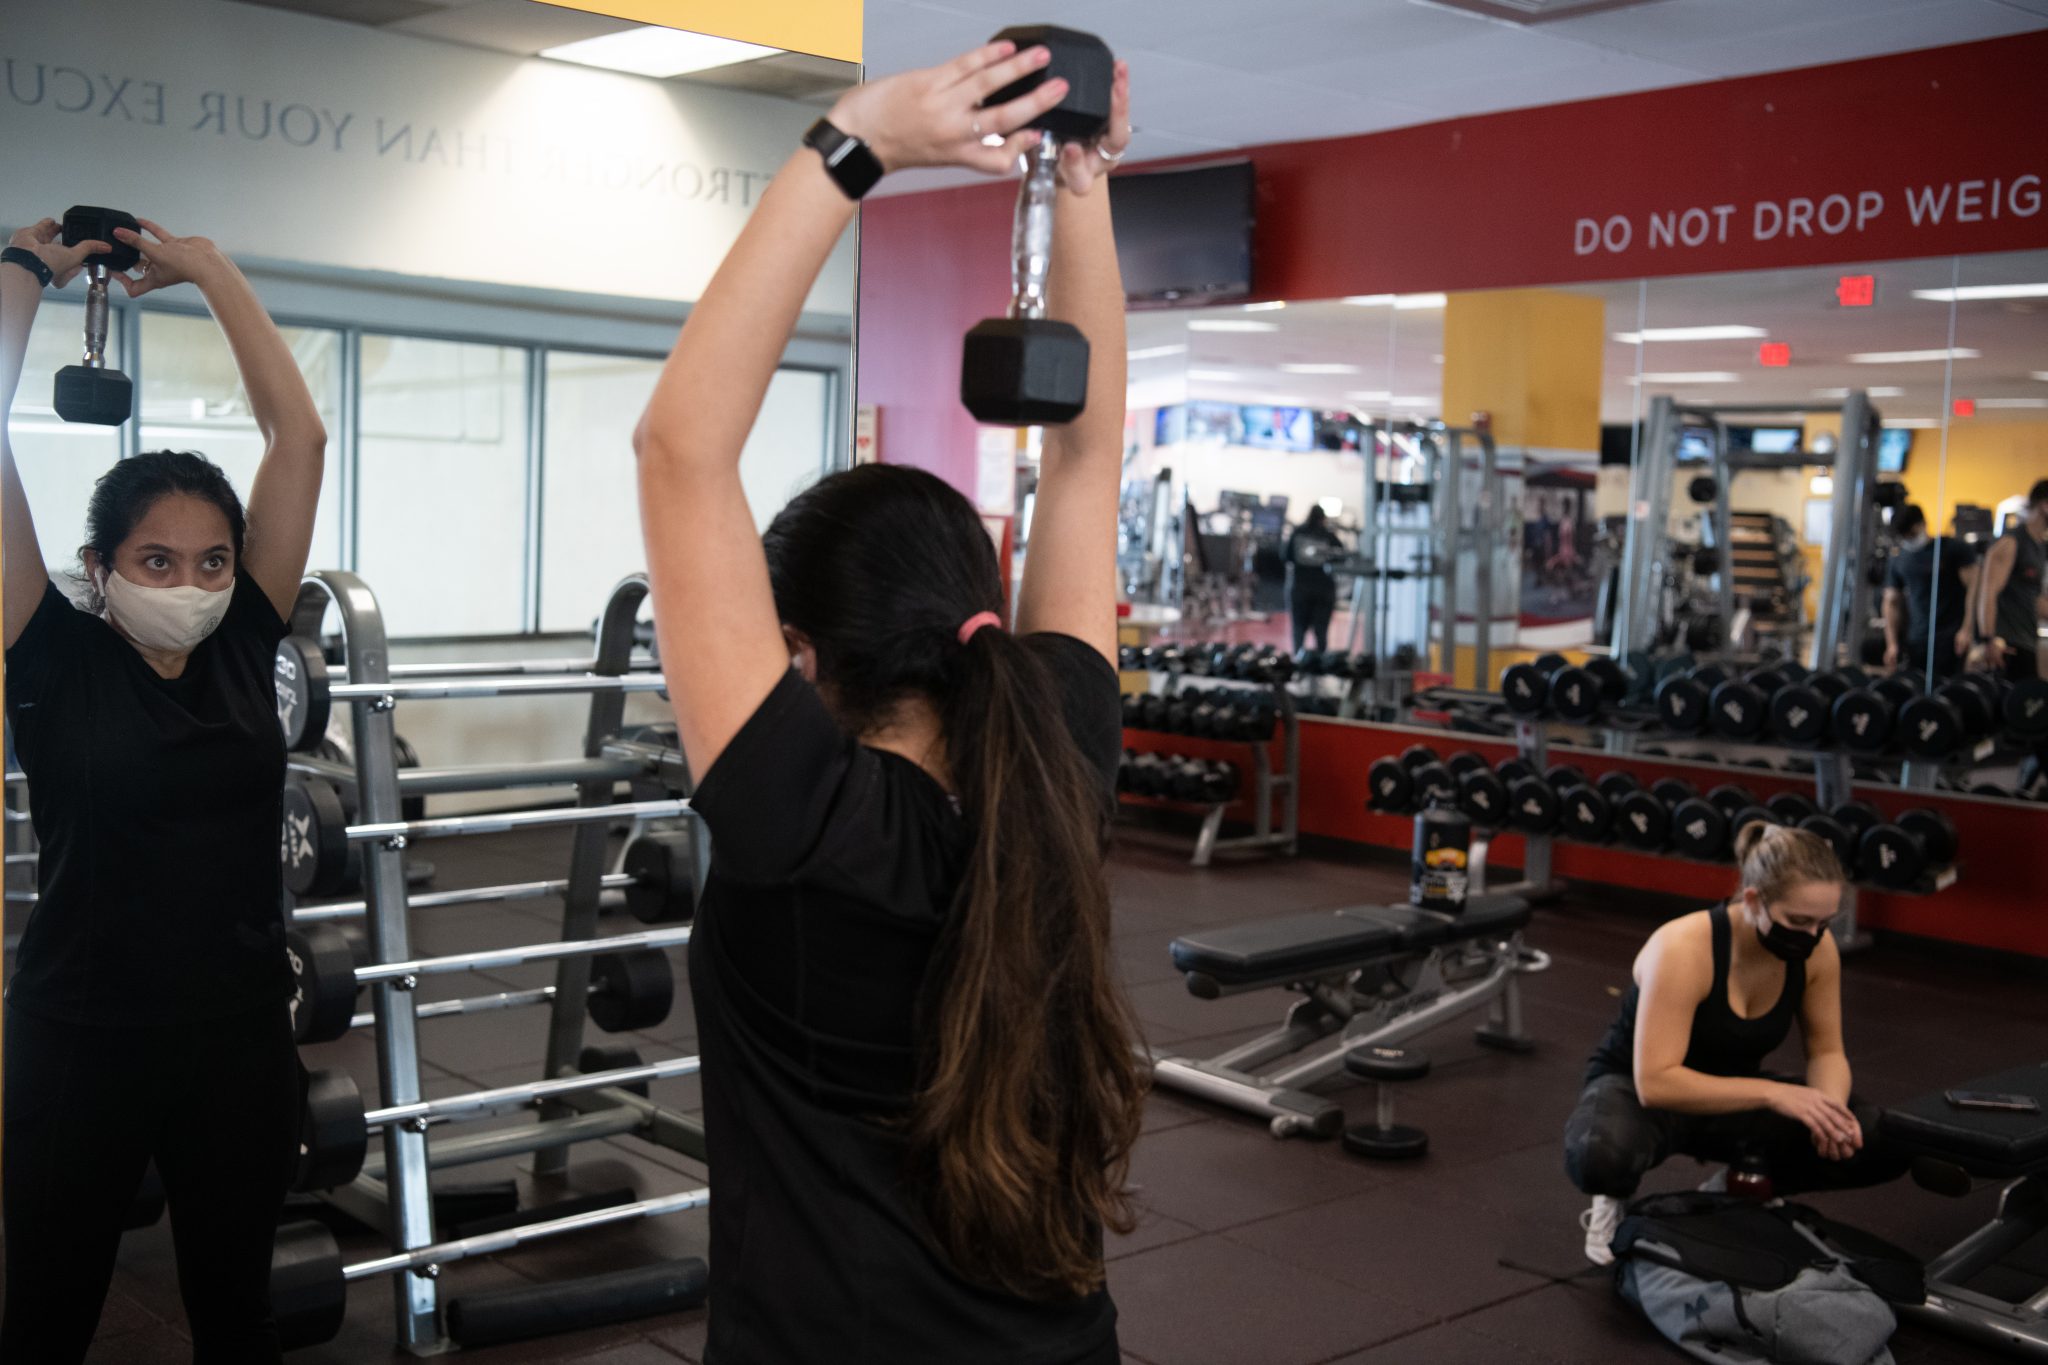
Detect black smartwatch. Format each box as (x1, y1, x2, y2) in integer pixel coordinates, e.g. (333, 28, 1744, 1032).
(1, 246, 53, 288)
(803, 119, 885, 201)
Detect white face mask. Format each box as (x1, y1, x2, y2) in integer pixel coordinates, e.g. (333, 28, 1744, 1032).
(100, 569, 231, 653)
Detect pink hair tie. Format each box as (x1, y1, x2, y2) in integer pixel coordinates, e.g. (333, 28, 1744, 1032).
(957, 611, 1002, 645)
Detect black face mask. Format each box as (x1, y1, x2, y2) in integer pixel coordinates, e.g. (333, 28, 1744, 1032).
(1756, 912, 1821, 962)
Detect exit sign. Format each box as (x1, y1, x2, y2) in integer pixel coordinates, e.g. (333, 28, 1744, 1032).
(1759, 343, 1791, 367)
(1953, 398, 1976, 417)
(1836, 275, 1877, 307)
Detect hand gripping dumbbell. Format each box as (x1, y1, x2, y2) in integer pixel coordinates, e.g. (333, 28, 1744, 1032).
(53, 206, 142, 425)
(960, 27, 1115, 425)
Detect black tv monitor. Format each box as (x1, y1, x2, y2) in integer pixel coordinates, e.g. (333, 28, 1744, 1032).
(1112, 161, 1255, 307)
(1734, 425, 1802, 455)
(1878, 427, 1913, 473)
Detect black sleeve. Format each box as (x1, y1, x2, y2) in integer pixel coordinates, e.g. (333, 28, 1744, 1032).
(222, 570, 289, 649)
(689, 669, 863, 885)
(4, 581, 95, 708)
(1884, 556, 1906, 594)
(1020, 633, 1121, 807)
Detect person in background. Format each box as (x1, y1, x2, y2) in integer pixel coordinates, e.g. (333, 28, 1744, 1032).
(1564, 823, 1907, 1268)
(1973, 478, 2048, 680)
(1285, 503, 1345, 655)
(1883, 503, 1978, 678)
(2, 217, 325, 1361)
(631, 40, 1143, 1363)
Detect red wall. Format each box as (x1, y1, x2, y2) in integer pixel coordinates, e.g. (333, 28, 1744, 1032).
(857, 30, 2048, 494)
(1128, 719, 2048, 960)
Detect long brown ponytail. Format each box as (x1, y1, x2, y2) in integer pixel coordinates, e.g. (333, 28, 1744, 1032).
(761, 463, 1145, 1300)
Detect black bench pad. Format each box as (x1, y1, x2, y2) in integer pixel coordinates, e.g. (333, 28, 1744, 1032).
(1880, 1063, 2048, 1179)
(1170, 894, 1531, 987)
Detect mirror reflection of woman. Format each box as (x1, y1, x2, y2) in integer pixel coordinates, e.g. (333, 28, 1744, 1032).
(2, 216, 325, 1362)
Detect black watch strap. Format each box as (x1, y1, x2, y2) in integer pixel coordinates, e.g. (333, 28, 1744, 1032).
(803, 118, 885, 201)
(1, 246, 53, 288)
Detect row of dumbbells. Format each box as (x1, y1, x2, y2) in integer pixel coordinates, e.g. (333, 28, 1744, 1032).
(1504, 652, 2048, 756)
(1118, 752, 1244, 804)
(1367, 744, 1958, 890)
(1119, 641, 1376, 683)
(1122, 688, 1281, 743)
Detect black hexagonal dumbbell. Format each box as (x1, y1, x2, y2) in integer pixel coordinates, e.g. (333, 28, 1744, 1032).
(53, 205, 142, 426)
(1830, 672, 1922, 752)
(1858, 807, 1959, 890)
(1368, 745, 1443, 814)
(1767, 667, 1863, 746)
(1897, 674, 2001, 759)
(1614, 777, 1698, 853)
(1707, 664, 1794, 742)
(961, 26, 1114, 426)
(1654, 662, 1730, 736)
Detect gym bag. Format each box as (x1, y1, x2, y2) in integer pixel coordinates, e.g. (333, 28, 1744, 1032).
(1611, 1191, 1924, 1365)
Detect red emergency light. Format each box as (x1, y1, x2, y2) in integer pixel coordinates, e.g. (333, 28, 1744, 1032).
(1759, 343, 1791, 367)
(1836, 275, 1877, 308)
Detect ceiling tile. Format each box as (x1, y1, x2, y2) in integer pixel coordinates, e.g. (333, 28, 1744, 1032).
(1387, 51, 1708, 117)
(1658, 0, 2044, 74)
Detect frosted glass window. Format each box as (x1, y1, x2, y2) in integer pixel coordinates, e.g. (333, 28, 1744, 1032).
(538, 357, 834, 633)
(138, 312, 345, 573)
(10, 301, 122, 577)
(357, 335, 528, 637)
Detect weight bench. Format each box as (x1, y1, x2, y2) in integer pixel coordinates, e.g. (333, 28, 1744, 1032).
(1880, 1062, 2048, 1358)
(1148, 893, 1542, 1138)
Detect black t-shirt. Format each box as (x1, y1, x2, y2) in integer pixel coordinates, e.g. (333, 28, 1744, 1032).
(4, 574, 292, 1025)
(687, 632, 1122, 1365)
(1885, 536, 1977, 651)
(1286, 524, 1344, 596)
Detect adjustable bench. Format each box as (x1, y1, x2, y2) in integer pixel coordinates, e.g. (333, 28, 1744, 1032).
(1148, 893, 1543, 1138)
(1880, 1062, 2048, 1358)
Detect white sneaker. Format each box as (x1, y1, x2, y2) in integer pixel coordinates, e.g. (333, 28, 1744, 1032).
(1580, 1194, 1623, 1267)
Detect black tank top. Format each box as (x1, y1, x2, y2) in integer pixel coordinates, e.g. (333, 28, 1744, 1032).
(1586, 904, 1803, 1085)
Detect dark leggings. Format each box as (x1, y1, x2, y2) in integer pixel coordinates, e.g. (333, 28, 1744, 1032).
(1290, 591, 1336, 655)
(1562, 1072, 1909, 1200)
(2, 999, 300, 1364)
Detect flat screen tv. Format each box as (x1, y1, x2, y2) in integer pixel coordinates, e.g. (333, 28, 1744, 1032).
(1238, 405, 1313, 452)
(1112, 161, 1255, 307)
(1878, 427, 1913, 473)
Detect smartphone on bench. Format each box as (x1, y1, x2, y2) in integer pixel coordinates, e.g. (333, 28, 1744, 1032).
(1944, 1090, 2042, 1114)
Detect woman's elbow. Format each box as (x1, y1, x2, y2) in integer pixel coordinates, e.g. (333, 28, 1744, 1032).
(1633, 1067, 1677, 1109)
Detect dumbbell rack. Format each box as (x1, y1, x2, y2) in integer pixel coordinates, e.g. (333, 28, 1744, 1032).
(1124, 672, 1300, 868)
(3, 767, 34, 928)
(282, 570, 710, 1354)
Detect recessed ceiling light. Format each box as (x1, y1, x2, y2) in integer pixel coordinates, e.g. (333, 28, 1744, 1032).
(1974, 398, 2048, 409)
(1280, 363, 1362, 375)
(1242, 301, 1288, 312)
(1188, 320, 1279, 333)
(1188, 369, 1244, 382)
(1126, 344, 1187, 361)
(1391, 395, 1436, 406)
(1628, 372, 1742, 384)
(1346, 389, 1392, 402)
(1909, 283, 2048, 302)
(1612, 326, 1767, 344)
(1432, 354, 1444, 364)
(541, 26, 779, 77)
(2031, 371, 2048, 382)
(1885, 418, 1942, 429)
(1846, 348, 1982, 364)
(1394, 293, 1448, 310)
(1342, 294, 1395, 307)
(1812, 386, 1906, 399)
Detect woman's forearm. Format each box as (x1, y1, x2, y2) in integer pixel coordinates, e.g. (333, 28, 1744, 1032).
(1806, 1051, 1851, 1106)
(3, 263, 52, 636)
(1041, 181, 1125, 466)
(1, 264, 43, 417)
(197, 258, 324, 450)
(1636, 1065, 1782, 1115)
(636, 150, 855, 469)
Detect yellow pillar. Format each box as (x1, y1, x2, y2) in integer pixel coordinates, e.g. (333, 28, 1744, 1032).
(539, 0, 862, 62)
(1438, 290, 1606, 686)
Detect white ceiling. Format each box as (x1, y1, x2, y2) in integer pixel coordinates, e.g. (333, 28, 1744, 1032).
(1126, 248, 2048, 431)
(866, 0, 2048, 195)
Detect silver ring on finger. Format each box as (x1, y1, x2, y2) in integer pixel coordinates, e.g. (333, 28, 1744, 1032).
(971, 118, 984, 139)
(1098, 144, 1126, 163)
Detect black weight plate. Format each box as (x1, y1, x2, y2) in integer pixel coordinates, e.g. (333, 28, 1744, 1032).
(1707, 680, 1768, 740)
(280, 778, 350, 898)
(1655, 655, 1695, 684)
(1614, 790, 1671, 851)
(1400, 744, 1440, 772)
(1533, 652, 1571, 674)
(1411, 762, 1458, 808)
(1656, 676, 1709, 734)
(293, 1070, 368, 1194)
(578, 1043, 651, 1099)
(1898, 695, 1960, 758)
(2006, 678, 2048, 738)
(623, 830, 696, 924)
(1624, 652, 1655, 697)
(1596, 771, 1639, 803)
(1583, 657, 1629, 703)
(1765, 792, 1818, 825)
(1767, 685, 1829, 745)
(588, 950, 675, 1033)
(1774, 660, 1811, 684)
(1706, 785, 1758, 819)
(1831, 801, 1882, 839)
(286, 926, 359, 1045)
(1496, 757, 1535, 787)
(1670, 798, 1730, 861)
(1550, 666, 1602, 723)
(1455, 769, 1510, 829)
(1508, 776, 1561, 833)
(1898, 808, 1958, 866)
(1859, 822, 1926, 890)
(1446, 752, 1488, 777)
(1872, 674, 1920, 708)
(273, 635, 331, 752)
(1809, 672, 1850, 702)
(1545, 764, 1588, 793)
(1368, 758, 1413, 812)
(1798, 814, 1857, 878)
(1559, 785, 1612, 842)
(1501, 663, 1548, 715)
(1650, 777, 1698, 806)
(1691, 665, 1729, 690)
(1730, 805, 1777, 840)
(1941, 681, 1991, 738)
(1831, 689, 1893, 752)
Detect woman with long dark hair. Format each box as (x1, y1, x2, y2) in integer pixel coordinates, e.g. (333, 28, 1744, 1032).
(3, 217, 326, 1360)
(634, 41, 1143, 1362)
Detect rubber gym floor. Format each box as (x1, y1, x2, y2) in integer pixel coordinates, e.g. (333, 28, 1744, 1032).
(6, 818, 2046, 1364)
